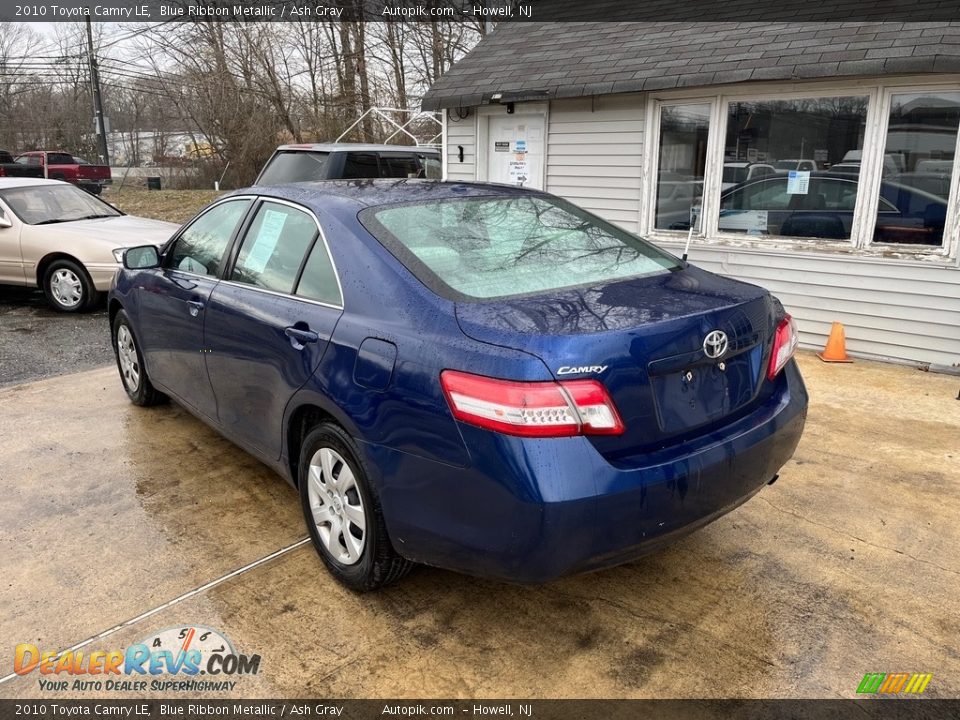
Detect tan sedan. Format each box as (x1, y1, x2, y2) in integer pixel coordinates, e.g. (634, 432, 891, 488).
(0, 178, 178, 311)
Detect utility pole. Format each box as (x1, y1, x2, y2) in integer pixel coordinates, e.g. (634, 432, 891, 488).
(85, 15, 110, 166)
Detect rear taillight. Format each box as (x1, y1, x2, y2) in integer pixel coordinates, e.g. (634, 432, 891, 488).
(0, 167, 5, 177)
(440, 370, 625, 438)
(767, 314, 799, 381)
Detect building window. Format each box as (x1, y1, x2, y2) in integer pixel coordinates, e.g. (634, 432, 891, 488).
(648, 82, 960, 259)
(654, 103, 710, 231)
(718, 96, 868, 240)
(874, 91, 960, 247)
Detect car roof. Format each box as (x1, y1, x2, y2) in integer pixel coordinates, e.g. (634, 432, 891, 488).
(236, 179, 543, 213)
(273, 143, 440, 154)
(0, 178, 67, 189)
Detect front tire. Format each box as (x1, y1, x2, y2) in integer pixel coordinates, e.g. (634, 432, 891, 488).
(42, 259, 96, 312)
(299, 423, 412, 591)
(112, 309, 165, 406)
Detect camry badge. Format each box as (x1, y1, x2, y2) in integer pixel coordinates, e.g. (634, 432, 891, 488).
(703, 330, 729, 359)
(557, 365, 608, 375)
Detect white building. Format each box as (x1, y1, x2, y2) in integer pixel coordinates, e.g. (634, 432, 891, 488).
(423, 21, 960, 369)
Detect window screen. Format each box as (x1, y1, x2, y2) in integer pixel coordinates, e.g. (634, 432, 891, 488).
(231, 202, 317, 294)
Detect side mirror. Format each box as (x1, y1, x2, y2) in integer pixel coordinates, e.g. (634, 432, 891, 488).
(0, 209, 11, 229)
(123, 245, 160, 270)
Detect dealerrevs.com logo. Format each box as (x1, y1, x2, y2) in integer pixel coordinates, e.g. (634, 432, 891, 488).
(14, 625, 260, 693)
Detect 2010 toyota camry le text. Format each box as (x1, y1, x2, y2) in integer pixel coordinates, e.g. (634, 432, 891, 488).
(108, 180, 807, 591)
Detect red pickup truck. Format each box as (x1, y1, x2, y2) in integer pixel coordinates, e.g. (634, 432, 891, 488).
(15, 151, 112, 195)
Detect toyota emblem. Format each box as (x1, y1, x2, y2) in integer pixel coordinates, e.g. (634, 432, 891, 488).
(703, 330, 729, 359)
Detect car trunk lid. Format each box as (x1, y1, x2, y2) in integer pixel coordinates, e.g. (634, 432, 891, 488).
(455, 265, 779, 458)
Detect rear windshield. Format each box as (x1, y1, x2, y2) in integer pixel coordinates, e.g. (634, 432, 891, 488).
(360, 194, 680, 301)
(257, 151, 329, 184)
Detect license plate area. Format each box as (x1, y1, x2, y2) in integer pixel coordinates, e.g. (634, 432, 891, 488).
(649, 348, 761, 434)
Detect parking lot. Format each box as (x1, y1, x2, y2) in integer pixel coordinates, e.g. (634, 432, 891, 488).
(1, 347, 958, 698)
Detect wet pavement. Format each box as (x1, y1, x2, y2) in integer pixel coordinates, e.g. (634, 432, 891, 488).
(1, 353, 958, 698)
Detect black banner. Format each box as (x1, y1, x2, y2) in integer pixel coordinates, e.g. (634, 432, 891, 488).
(2, 700, 960, 720)
(4, 0, 960, 23)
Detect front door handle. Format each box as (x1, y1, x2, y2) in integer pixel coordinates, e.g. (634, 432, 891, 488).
(186, 300, 204, 317)
(285, 326, 319, 350)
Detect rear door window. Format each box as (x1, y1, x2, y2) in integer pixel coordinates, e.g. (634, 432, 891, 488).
(230, 201, 318, 293)
(342, 153, 381, 179)
(380, 153, 420, 178)
(419, 154, 442, 179)
(296, 240, 342, 306)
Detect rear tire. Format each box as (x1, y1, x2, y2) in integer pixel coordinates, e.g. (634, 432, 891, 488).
(42, 258, 96, 313)
(112, 309, 165, 406)
(299, 422, 413, 591)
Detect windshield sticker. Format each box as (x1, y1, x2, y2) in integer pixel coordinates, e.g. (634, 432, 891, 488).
(787, 170, 810, 195)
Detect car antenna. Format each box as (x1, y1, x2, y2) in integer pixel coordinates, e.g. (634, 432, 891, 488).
(681, 202, 702, 262)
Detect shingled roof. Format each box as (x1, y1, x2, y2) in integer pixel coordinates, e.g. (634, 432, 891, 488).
(422, 22, 960, 110)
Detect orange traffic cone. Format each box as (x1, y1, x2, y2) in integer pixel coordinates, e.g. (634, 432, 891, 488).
(817, 322, 853, 363)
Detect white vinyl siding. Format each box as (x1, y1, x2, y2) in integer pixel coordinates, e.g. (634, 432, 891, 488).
(657, 241, 960, 368)
(546, 95, 644, 232)
(444, 114, 476, 183)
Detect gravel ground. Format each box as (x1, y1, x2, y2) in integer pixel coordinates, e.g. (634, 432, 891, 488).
(0, 189, 218, 388)
(0, 287, 113, 388)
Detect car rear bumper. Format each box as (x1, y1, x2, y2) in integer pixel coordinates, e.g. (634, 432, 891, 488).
(367, 360, 808, 583)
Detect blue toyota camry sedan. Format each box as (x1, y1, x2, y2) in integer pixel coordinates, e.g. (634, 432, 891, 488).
(109, 180, 807, 591)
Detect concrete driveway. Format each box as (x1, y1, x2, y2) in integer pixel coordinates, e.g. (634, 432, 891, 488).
(1, 353, 958, 698)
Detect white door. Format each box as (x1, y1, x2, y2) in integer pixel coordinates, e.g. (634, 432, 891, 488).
(486, 114, 545, 190)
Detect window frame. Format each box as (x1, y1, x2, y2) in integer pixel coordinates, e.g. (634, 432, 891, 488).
(644, 97, 721, 235)
(219, 196, 345, 311)
(642, 76, 960, 264)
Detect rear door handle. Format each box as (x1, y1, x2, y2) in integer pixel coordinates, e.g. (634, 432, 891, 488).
(285, 326, 319, 350)
(186, 300, 204, 317)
